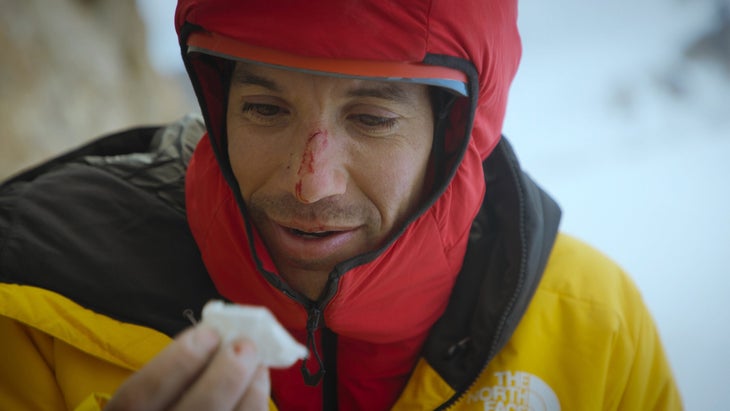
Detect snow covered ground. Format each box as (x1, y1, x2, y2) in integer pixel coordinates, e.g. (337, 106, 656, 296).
(140, 1, 729, 409)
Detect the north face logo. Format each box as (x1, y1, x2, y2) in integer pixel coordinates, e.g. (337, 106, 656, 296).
(465, 371, 560, 411)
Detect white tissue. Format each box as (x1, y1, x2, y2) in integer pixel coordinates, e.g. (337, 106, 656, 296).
(201, 300, 308, 368)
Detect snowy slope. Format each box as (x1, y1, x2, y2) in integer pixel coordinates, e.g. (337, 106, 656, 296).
(504, 1, 730, 409)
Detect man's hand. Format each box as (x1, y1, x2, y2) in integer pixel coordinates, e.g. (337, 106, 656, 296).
(104, 326, 270, 411)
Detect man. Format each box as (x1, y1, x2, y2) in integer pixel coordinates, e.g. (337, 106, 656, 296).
(0, 0, 682, 410)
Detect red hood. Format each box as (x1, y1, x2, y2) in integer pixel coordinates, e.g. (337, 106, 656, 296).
(178, 0, 521, 392)
(176, 0, 522, 161)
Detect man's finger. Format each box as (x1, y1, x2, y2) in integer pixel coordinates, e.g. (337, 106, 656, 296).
(172, 338, 266, 411)
(235, 365, 270, 411)
(104, 326, 221, 411)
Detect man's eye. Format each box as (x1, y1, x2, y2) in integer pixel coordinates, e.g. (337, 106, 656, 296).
(243, 103, 283, 117)
(353, 114, 397, 130)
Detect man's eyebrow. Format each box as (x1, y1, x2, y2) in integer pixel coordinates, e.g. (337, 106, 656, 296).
(345, 83, 411, 103)
(231, 69, 281, 92)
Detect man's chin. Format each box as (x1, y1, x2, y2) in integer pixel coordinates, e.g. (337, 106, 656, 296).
(275, 260, 336, 300)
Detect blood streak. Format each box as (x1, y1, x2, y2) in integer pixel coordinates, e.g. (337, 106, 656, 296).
(297, 130, 328, 175)
(295, 130, 328, 201)
(295, 180, 303, 200)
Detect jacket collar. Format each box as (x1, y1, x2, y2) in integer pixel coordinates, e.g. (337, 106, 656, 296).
(422, 137, 562, 392)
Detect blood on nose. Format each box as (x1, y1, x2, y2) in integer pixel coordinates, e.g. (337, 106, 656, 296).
(295, 130, 329, 202)
(297, 130, 327, 176)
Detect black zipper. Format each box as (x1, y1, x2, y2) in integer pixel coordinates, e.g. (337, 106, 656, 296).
(300, 306, 326, 385)
(432, 309, 517, 410)
(295, 304, 339, 410)
(281, 286, 339, 409)
(321, 326, 338, 411)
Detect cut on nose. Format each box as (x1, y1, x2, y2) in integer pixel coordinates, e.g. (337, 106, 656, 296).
(293, 130, 346, 203)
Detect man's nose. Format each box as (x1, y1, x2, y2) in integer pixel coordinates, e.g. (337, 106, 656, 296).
(292, 129, 347, 203)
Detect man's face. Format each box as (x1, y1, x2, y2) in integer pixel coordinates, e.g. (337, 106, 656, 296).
(227, 63, 434, 299)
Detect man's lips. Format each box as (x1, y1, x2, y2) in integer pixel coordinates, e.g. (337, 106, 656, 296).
(287, 227, 338, 238)
(279, 221, 355, 237)
(268, 221, 360, 261)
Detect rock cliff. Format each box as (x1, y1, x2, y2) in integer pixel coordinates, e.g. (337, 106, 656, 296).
(0, 0, 195, 179)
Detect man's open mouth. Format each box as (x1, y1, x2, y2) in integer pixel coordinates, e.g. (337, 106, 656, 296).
(288, 228, 337, 238)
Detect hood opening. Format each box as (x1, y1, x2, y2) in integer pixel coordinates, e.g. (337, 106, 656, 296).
(180, 24, 480, 302)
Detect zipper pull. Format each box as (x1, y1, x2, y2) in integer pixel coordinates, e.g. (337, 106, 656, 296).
(300, 307, 326, 386)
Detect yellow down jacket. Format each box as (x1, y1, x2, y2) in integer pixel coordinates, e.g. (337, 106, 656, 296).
(0, 118, 681, 410)
(0, 233, 682, 410)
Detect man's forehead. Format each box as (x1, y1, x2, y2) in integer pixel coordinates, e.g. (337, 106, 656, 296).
(231, 62, 421, 103)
